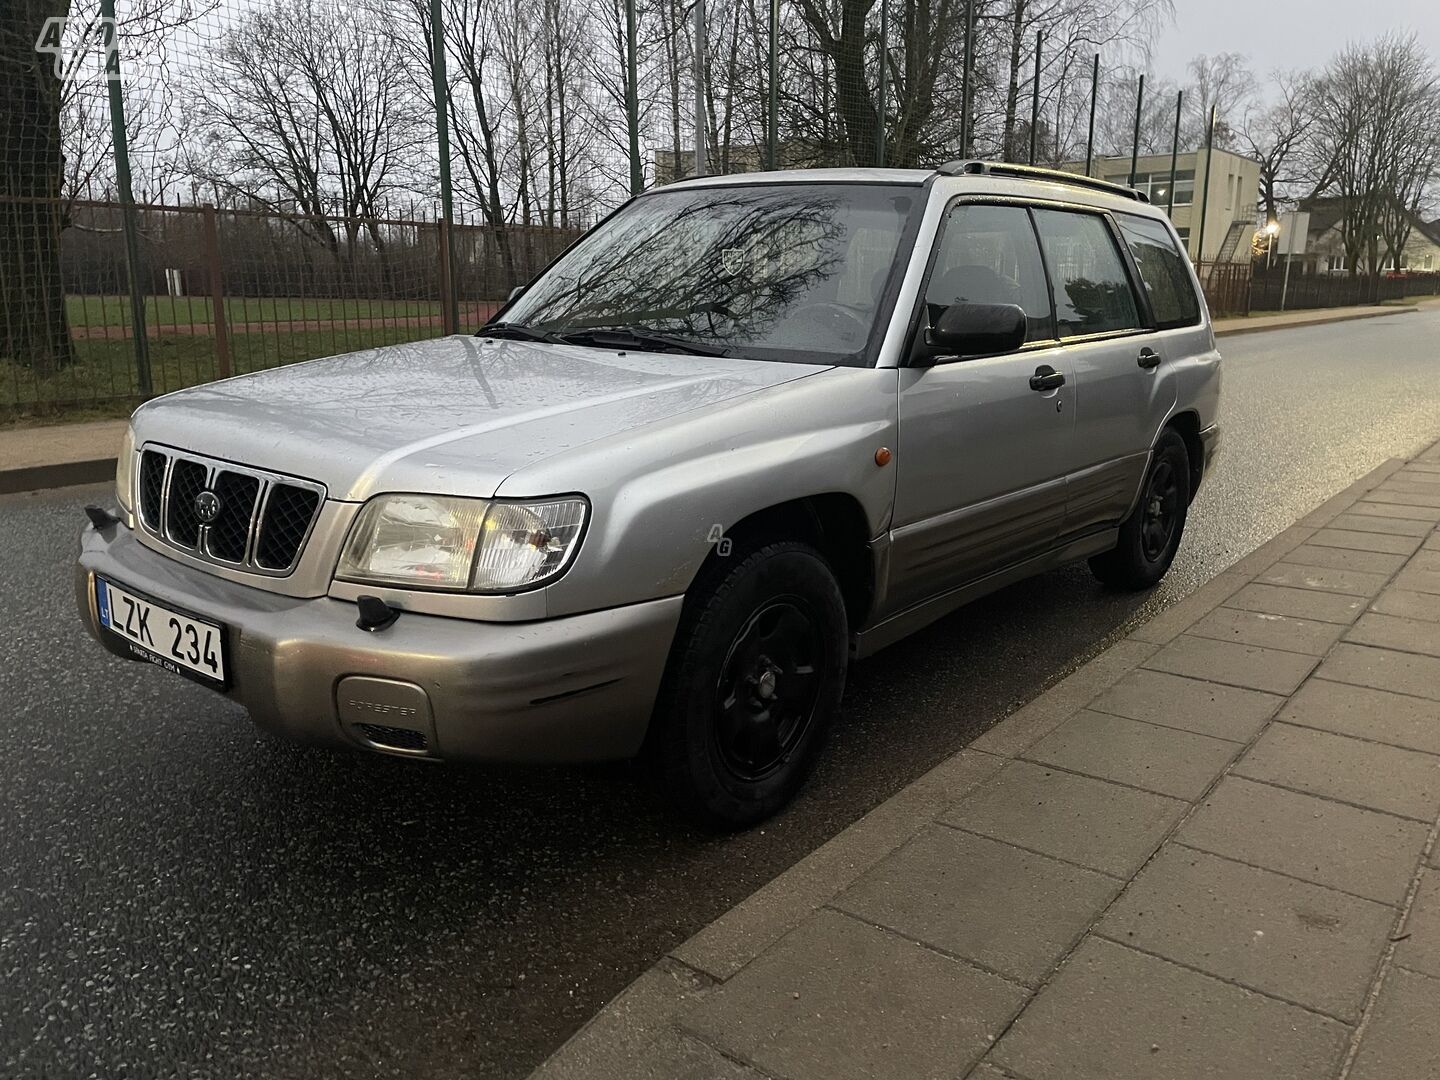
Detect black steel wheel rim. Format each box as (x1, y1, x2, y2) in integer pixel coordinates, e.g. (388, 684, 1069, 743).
(1140, 459, 1180, 560)
(713, 598, 824, 781)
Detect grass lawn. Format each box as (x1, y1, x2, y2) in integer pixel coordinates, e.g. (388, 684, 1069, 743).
(65, 294, 447, 329)
(2, 325, 435, 424)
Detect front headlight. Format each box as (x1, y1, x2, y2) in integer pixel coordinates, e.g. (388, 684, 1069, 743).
(115, 425, 136, 513)
(336, 494, 588, 593)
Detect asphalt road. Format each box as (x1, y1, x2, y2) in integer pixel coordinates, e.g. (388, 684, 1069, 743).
(4, 309, 1440, 1080)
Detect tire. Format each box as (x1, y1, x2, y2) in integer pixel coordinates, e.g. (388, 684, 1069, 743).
(1089, 429, 1191, 591)
(645, 540, 848, 831)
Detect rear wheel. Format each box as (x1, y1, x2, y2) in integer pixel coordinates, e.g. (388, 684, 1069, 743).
(1089, 429, 1191, 590)
(646, 540, 848, 831)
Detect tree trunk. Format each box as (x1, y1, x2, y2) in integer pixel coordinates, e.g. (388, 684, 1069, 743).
(1001, 0, 1027, 162)
(1, 1, 77, 372)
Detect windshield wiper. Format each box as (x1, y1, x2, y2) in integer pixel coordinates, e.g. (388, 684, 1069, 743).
(554, 325, 732, 358)
(474, 322, 569, 344)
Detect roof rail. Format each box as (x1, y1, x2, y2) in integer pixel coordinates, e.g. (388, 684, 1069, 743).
(935, 160, 1149, 203)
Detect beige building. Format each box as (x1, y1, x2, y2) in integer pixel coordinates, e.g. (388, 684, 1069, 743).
(1064, 147, 1261, 263)
(1299, 197, 1440, 274)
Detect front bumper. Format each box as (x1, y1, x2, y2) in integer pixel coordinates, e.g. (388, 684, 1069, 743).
(76, 522, 682, 763)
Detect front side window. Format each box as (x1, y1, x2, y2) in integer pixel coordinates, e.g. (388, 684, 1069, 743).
(923, 203, 1053, 344)
(502, 183, 919, 366)
(1117, 214, 1201, 330)
(1031, 209, 1141, 338)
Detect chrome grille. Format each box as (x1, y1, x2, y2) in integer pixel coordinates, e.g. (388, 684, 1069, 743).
(136, 446, 326, 575)
(255, 484, 322, 570)
(138, 450, 166, 530)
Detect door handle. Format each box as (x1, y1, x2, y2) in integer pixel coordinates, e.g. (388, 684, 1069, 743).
(1029, 365, 1065, 391)
(1137, 348, 1162, 370)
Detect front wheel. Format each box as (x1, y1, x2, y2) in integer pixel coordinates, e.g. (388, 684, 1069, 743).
(1089, 429, 1191, 590)
(645, 540, 848, 831)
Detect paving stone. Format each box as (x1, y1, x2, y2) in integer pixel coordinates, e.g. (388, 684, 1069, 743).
(1409, 549, 1440, 570)
(1279, 680, 1440, 755)
(1188, 607, 1346, 656)
(1224, 583, 1367, 624)
(1346, 612, 1440, 659)
(682, 910, 1026, 1080)
(1125, 570, 1249, 646)
(939, 760, 1186, 878)
(1022, 710, 1239, 800)
(1087, 669, 1283, 741)
(1370, 587, 1440, 623)
(1309, 528, 1424, 555)
(834, 827, 1121, 987)
(1392, 565, 1440, 596)
(1284, 543, 1409, 575)
(1372, 483, 1440, 504)
(988, 936, 1348, 1080)
(1328, 512, 1435, 538)
(969, 640, 1157, 758)
(1315, 642, 1440, 701)
(1143, 635, 1318, 695)
(1350, 499, 1440, 522)
(1177, 777, 1427, 904)
(1426, 532, 1440, 551)
(1392, 870, 1440, 979)
(1233, 723, 1440, 822)
(1096, 846, 1396, 1021)
(1255, 562, 1392, 598)
(619, 1031, 773, 1080)
(1348, 967, 1440, 1080)
(1394, 469, 1440, 485)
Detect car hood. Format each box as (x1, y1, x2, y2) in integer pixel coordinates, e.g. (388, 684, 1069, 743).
(131, 335, 830, 501)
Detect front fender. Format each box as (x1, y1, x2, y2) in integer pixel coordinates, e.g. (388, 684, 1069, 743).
(503, 367, 901, 618)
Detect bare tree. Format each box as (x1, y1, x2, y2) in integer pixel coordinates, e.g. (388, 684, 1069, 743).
(1311, 33, 1440, 276)
(1184, 52, 1255, 147)
(1236, 71, 1316, 225)
(192, 0, 424, 266)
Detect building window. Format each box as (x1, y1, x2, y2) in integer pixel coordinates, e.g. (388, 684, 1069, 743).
(1106, 170, 1194, 207)
(1426, 255, 1434, 271)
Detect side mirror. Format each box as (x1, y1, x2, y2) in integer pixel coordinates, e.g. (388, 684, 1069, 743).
(925, 302, 1027, 360)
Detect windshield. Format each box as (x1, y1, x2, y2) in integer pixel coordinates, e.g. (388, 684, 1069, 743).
(499, 182, 920, 365)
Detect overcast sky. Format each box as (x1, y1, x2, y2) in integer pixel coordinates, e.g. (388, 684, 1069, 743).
(1150, 0, 1440, 80)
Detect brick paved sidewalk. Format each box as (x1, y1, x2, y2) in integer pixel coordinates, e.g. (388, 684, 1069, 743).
(536, 443, 1440, 1080)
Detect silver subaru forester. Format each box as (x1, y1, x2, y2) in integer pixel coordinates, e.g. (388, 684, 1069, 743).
(78, 162, 1220, 828)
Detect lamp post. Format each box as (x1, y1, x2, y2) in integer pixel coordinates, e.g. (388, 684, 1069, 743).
(1264, 219, 1280, 274)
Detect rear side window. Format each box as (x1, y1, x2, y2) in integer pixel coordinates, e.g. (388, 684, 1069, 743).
(925, 203, 1054, 345)
(1116, 214, 1202, 330)
(1031, 209, 1140, 338)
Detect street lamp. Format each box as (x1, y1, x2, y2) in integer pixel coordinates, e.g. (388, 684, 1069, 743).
(1264, 219, 1280, 272)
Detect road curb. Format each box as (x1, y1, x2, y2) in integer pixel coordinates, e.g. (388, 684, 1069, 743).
(1213, 305, 1416, 338)
(530, 449, 1426, 1080)
(0, 458, 115, 497)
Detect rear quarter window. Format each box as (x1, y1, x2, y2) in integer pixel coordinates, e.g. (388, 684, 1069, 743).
(1116, 214, 1202, 330)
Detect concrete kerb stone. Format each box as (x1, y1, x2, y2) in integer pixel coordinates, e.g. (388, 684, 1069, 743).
(533, 448, 1440, 1080)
